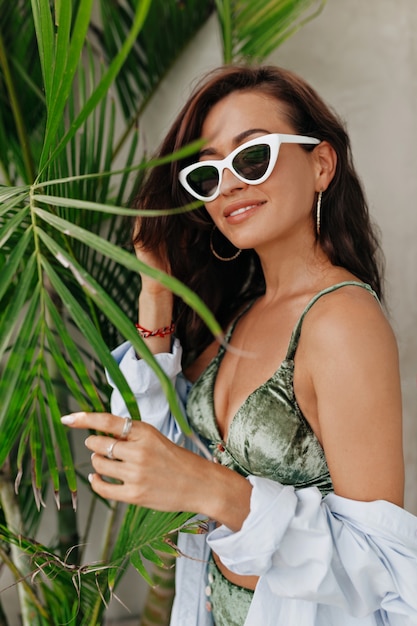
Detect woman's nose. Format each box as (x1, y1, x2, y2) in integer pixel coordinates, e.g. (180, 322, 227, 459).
(219, 167, 247, 196)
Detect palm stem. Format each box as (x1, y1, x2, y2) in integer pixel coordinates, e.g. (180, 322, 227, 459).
(0, 545, 50, 623)
(88, 502, 121, 624)
(0, 465, 47, 625)
(140, 550, 176, 626)
(78, 487, 98, 563)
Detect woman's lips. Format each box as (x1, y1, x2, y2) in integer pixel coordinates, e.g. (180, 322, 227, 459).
(225, 200, 266, 220)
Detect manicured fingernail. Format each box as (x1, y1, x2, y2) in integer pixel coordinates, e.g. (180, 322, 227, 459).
(88, 473, 94, 484)
(61, 415, 75, 425)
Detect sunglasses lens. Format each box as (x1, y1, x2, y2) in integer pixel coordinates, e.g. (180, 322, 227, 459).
(186, 165, 219, 199)
(233, 144, 270, 180)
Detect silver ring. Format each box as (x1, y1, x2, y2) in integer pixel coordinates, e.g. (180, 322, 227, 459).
(120, 417, 132, 440)
(106, 440, 118, 460)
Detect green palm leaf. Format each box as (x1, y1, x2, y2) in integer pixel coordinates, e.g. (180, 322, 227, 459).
(39, 0, 153, 177)
(215, 0, 326, 63)
(95, 0, 214, 126)
(0, 1, 42, 183)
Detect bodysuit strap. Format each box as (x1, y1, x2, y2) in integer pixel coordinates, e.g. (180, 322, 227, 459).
(285, 281, 379, 361)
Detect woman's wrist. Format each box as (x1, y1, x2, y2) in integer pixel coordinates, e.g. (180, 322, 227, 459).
(137, 286, 174, 355)
(191, 459, 252, 531)
(135, 322, 175, 339)
(212, 467, 252, 531)
(140, 277, 173, 298)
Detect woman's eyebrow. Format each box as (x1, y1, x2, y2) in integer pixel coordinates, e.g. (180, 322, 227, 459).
(199, 128, 271, 158)
(235, 128, 271, 144)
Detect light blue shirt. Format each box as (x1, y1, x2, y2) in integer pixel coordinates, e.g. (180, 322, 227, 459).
(109, 340, 417, 626)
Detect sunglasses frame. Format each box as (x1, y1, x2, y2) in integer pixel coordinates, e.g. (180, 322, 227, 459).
(178, 133, 320, 202)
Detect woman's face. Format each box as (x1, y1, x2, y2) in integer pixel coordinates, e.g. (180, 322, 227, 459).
(199, 90, 319, 255)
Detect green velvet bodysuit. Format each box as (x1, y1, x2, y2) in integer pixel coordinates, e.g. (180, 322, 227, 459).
(185, 281, 377, 626)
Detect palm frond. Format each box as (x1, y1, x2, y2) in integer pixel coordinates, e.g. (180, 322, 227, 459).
(0, 525, 112, 625)
(216, 0, 327, 63)
(0, 0, 43, 183)
(94, 0, 214, 126)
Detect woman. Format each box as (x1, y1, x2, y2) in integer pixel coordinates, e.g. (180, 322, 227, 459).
(61, 66, 417, 625)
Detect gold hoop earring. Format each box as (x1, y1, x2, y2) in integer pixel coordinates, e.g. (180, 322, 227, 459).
(210, 226, 242, 262)
(316, 190, 323, 236)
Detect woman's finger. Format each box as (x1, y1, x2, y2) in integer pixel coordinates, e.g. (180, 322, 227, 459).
(87, 472, 136, 502)
(88, 457, 154, 505)
(103, 439, 120, 460)
(61, 411, 134, 440)
(86, 435, 125, 459)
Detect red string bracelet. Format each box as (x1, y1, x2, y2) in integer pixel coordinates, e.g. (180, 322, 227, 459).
(135, 322, 175, 338)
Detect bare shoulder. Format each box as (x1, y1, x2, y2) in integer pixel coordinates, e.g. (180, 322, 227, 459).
(299, 284, 404, 506)
(302, 284, 397, 362)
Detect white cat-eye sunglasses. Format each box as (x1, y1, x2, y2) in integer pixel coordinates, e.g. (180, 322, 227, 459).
(178, 133, 320, 202)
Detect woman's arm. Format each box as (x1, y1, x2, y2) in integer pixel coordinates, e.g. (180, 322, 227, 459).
(107, 239, 186, 441)
(298, 286, 404, 506)
(134, 240, 174, 355)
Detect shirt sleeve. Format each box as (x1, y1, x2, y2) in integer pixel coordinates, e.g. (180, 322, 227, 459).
(207, 476, 417, 621)
(106, 338, 190, 445)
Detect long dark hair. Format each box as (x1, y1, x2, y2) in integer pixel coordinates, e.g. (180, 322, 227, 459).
(133, 65, 383, 360)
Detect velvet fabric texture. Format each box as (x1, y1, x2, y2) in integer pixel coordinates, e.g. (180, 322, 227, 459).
(208, 557, 253, 626)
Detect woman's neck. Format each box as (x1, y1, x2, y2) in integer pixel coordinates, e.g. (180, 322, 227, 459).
(256, 238, 332, 302)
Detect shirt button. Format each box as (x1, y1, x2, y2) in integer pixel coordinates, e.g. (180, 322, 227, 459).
(205, 584, 212, 597)
(205, 600, 212, 612)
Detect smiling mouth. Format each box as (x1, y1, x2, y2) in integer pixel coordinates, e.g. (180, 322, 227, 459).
(228, 202, 265, 218)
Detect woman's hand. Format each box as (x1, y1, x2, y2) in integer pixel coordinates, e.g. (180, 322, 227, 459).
(62, 411, 199, 511)
(60, 411, 252, 530)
